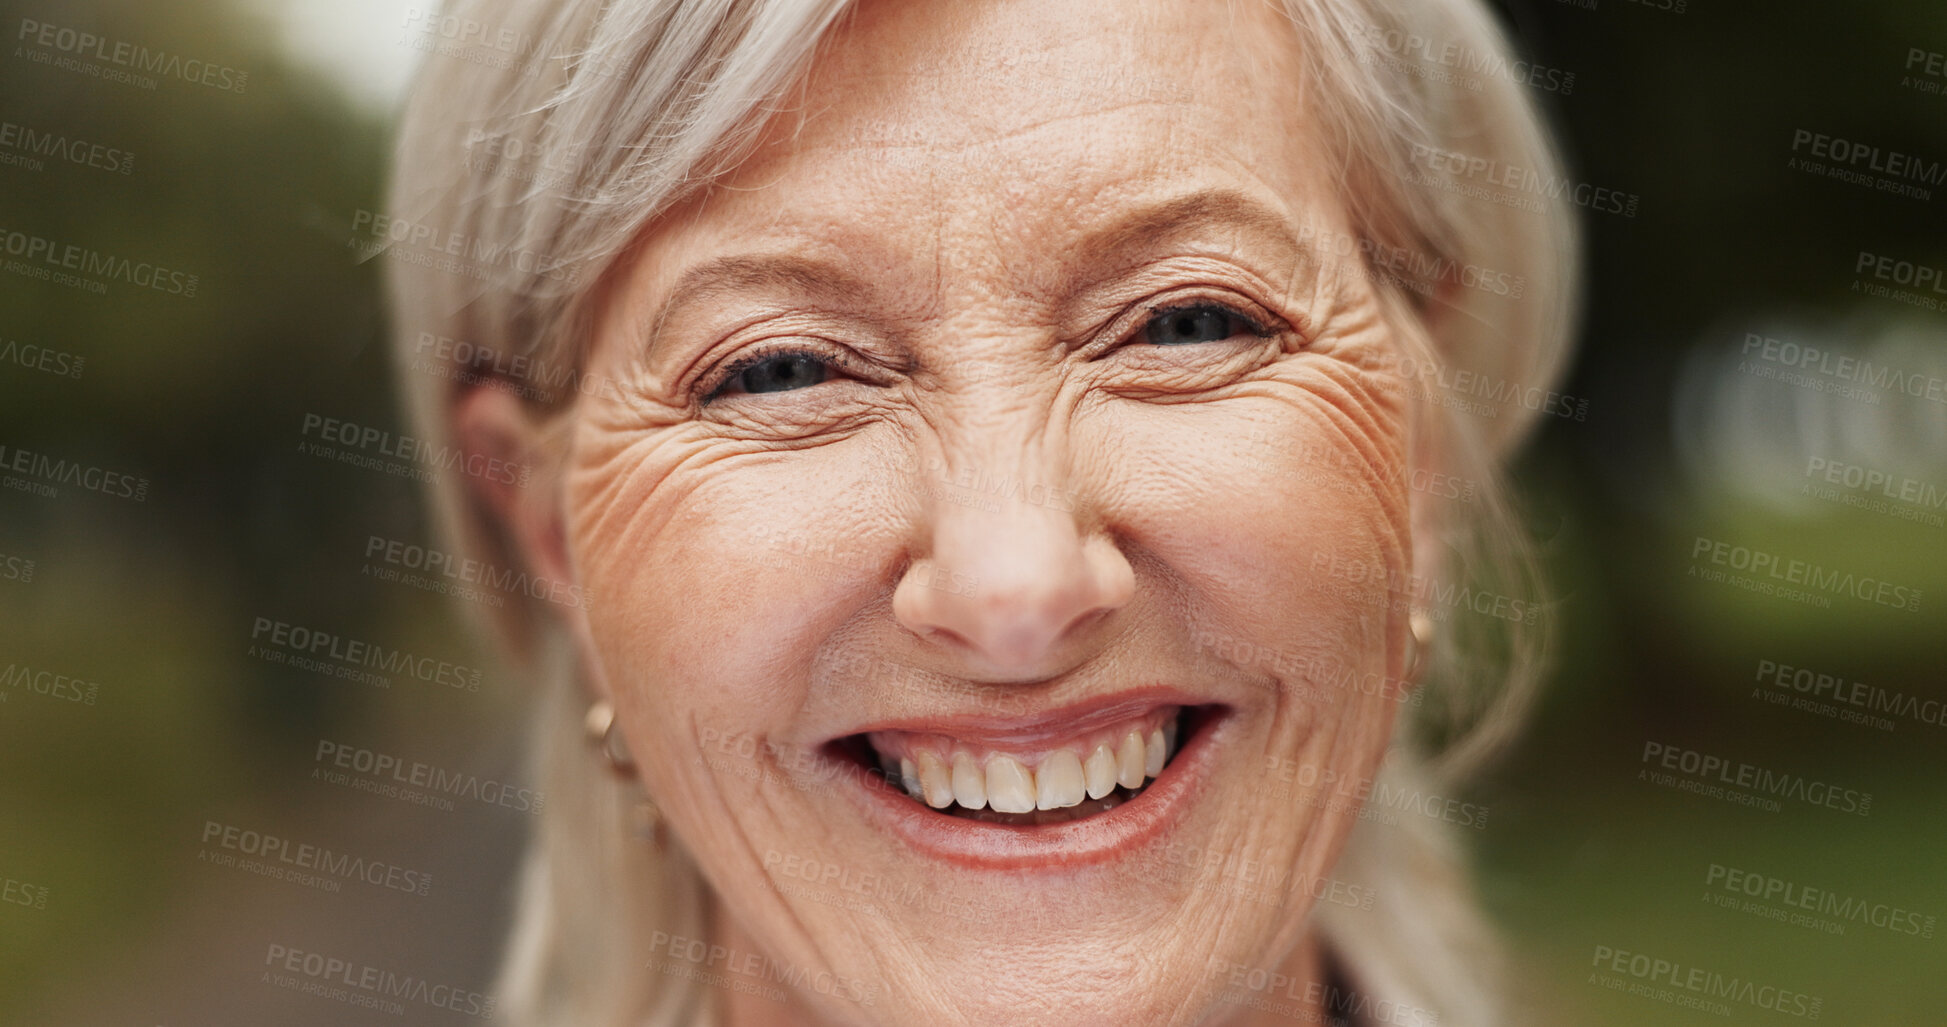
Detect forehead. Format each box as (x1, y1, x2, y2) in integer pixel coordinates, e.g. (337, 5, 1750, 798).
(623, 0, 1338, 325)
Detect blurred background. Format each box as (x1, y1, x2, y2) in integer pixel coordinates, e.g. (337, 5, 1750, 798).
(0, 0, 1942, 1023)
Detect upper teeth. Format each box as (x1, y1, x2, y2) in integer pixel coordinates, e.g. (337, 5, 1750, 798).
(870, 711, 1181, 814)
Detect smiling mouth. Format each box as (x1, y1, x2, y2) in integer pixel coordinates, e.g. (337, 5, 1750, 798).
(832, 704, 1213, 827)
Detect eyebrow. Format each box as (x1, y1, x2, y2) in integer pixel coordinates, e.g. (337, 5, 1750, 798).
(643, 253, 872, 353)
(1066, 188, 1301, 277)
(639, 188, 1303, 356)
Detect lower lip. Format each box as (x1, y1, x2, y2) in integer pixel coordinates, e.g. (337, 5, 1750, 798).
(838, 709, 1226, 871)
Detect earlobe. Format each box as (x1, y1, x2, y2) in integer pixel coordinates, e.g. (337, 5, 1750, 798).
(1427, 269, 1464, 334)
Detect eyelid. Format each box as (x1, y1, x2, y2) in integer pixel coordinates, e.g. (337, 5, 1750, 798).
(695, 289, 1299, 401)
(1102, 290, 1297, 353)
(699, 339, 863, 403)
(1140, 299, 1276, 340)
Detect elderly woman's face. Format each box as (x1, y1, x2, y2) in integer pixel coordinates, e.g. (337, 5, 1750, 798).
(564, 0, 1418, 1021)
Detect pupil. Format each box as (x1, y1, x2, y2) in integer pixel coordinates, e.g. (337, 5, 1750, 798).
(743, 354, 826, 393)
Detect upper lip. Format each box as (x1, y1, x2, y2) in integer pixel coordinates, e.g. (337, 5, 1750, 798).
(831, 685, 1212, 749)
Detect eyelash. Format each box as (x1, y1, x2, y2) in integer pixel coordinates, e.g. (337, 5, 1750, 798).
(698, 299, 1279, 404)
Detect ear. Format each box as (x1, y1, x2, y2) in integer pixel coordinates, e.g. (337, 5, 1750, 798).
(1402, 277, 1466, 680)
(452, 384, 574, 584)
(450, 383, 613, 701)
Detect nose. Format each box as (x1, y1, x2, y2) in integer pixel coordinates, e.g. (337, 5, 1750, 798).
(893, 474, 1135, 676)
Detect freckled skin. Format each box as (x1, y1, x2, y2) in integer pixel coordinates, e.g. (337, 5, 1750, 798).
(519, 0, 1426, 1023)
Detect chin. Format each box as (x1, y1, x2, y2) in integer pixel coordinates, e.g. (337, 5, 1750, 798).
(682, 664, 1370, 1027)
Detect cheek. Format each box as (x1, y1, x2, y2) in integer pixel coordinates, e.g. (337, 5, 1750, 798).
(1083, 374, 1412, 678)
(563, 422, 905, 754)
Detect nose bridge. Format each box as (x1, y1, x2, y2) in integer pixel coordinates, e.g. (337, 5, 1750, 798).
(934, 381, 1065, 509)
(893, 383, 1133, 676)
(932, 425, 1069, 572)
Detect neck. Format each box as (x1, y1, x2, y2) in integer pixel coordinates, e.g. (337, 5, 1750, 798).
(706, 899, 1334, 1027)
(706, 896, 814, 1027)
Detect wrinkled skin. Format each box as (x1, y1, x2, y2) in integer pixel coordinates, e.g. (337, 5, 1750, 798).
(462, 0, 1433, 1023)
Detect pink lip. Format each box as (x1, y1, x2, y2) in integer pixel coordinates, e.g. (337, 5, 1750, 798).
(835, 686, 1210, 749)
(835, 698, 1227, 871)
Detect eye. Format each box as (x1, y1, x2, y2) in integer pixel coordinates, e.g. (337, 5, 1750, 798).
(702, 346, 837, 403)
(1139, 302, 1273, 346)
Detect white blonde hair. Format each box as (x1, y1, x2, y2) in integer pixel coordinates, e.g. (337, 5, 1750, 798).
(384, 0, 1580, 1023)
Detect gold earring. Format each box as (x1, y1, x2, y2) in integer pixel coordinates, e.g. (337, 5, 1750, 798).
(584, 700, 666, 850)
(584, 699, 636, 776)
(1405, 610, 1434, 682)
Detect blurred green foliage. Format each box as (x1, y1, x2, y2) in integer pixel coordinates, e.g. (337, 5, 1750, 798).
(0, 0, 445, 1016)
